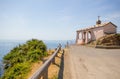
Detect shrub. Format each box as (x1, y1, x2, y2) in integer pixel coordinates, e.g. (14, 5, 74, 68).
(2, 62, 30, 79)
(2, 39, 47, 79)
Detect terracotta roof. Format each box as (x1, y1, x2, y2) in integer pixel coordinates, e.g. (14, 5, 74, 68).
(77, 22, 117, 32)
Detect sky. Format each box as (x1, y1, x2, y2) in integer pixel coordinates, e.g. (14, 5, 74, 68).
(0, 0, 120, 40)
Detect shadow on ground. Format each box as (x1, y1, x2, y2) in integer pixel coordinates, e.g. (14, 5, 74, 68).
(58, 50, 64, 79)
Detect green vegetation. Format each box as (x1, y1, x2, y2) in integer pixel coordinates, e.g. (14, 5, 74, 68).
(1, 39, 47, 79)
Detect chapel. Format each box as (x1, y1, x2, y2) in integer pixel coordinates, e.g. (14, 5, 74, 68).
(76, 17, 117, 44)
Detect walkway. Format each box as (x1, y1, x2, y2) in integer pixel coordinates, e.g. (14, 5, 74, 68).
(64, 45, 120, 79)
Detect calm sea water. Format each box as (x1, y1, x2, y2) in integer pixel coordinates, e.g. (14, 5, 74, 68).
(0, 40, 74, 77)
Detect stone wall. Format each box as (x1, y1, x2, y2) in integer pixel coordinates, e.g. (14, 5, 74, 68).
(104, 23, 116, 34)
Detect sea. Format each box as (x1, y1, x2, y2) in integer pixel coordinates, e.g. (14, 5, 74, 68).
(0, 40, 74, 77)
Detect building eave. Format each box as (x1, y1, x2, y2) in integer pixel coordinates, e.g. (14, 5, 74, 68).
(76, 22, 117, 32)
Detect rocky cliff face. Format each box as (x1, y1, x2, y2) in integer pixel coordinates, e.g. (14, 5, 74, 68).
(96, 34, 120, 46)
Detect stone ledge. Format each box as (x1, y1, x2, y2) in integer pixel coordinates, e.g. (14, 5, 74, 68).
(95, 45, 120, 49)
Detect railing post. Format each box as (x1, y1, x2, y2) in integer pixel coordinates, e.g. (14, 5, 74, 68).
(43, 67, 48, 79)
(56, 52, 59, 57)
(57, 44, 61, 57)
(52, 57, 55, 64)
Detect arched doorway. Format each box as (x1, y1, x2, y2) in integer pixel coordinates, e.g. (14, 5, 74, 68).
(88, 31, 92, 42)
(79, 32, 82, 40)
(83, 32, 86, 43)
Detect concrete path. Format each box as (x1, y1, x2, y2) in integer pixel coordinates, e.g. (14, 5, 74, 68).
(64, 45, 120, 79)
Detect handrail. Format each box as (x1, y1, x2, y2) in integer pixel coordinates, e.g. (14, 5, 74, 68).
(29, 45, 61, 79)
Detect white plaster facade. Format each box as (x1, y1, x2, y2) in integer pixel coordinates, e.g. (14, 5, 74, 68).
(76, 21, 117, 45)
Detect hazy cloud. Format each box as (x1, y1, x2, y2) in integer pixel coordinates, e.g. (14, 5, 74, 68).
(104, 12, 120, 21)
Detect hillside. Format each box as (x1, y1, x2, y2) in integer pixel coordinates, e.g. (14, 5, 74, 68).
(90, 34, 120, 46)
(1, 39, 47, 79)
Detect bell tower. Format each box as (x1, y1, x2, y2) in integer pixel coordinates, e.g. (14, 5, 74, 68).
(96, 16, 101, 25)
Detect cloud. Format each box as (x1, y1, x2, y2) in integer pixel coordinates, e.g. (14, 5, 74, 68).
(104, 12, 120, 21)
(0, 13, 29, 30)
(0, 13, 31, 39)
(103, 12, 120, 33)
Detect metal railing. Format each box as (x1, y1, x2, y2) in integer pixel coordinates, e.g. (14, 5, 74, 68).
(29, 45, 61, 79)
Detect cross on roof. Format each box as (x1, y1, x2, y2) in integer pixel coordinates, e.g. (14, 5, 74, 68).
(98, 16, 100, 20)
